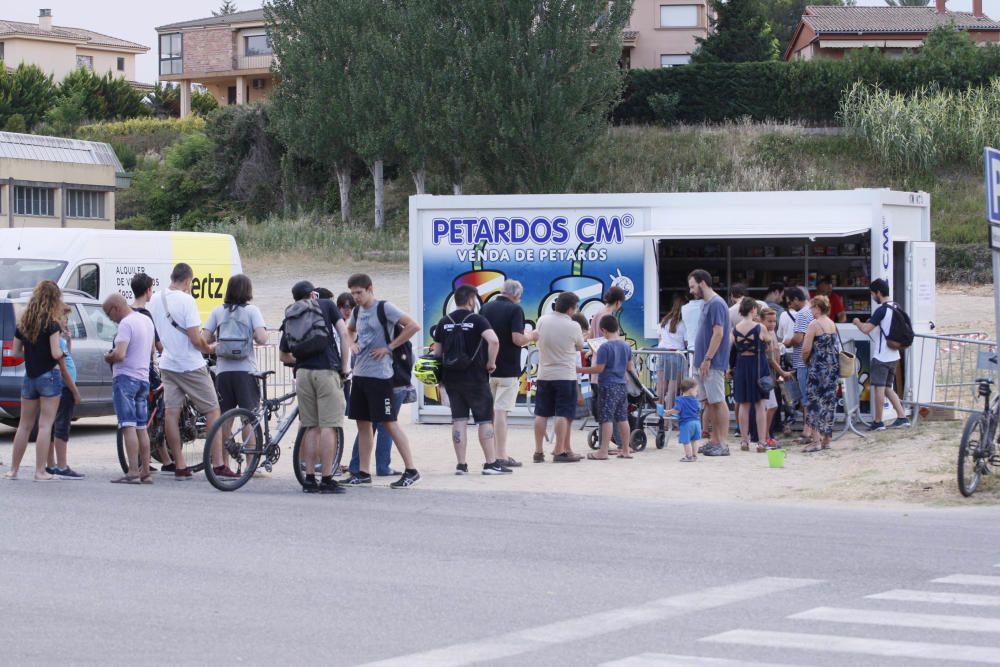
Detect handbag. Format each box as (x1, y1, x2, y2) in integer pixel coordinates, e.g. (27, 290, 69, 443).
(756, 333, 775, 395)
(835, 327, 856, 379)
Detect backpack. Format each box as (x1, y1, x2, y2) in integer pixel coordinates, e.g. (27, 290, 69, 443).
(282, 299, 331, 357)
(441, 312, 482, 372)
(215, 305, 255, 361)
(883, 303, 914, 351)
(354, 301, 414, 387)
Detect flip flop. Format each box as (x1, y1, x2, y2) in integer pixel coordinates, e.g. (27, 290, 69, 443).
(33, 476, 59, 482)
(802, 445, 823, 453)
(617, 453, 634, 459)
(3, 472, 17, 480)
(586, 453, 609, 460)
(110, 475, 141, 484)
(140, 475, 154, 484)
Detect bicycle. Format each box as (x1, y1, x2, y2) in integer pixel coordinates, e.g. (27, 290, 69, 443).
(957, 376, 1000, 497)
(116, 383, 207, 475)
(202, 370, 343, 492)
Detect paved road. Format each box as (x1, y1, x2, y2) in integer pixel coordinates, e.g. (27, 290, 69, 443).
(2, 473, 1000, 666)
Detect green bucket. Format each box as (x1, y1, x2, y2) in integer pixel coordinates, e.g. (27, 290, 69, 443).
(767, 448, 785, 469)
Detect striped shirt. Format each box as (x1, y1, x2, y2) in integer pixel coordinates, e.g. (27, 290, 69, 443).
(791, 308, 815, 369)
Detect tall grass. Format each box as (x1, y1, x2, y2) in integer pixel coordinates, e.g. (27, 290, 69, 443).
(840, 80, 1000, 173)
(77, 116, 207, 156)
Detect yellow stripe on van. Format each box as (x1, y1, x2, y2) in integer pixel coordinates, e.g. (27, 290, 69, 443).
(170, 233, 232, 321)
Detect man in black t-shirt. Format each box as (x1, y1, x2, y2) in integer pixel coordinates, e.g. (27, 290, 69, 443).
(480, 279, 529, 468)
(432, 284, 509, 475)
(279, 280, 351, 494)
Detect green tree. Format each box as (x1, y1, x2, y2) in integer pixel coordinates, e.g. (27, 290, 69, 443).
(44, 90, 88, 136)
(146, 83, 180, 118)
(58, 68, 107, 121)
(2, 63, 57, 130)
(191, 89, 220, 116)
(100, 74, 145, 119)
(765, 0, 844, 53)
(884, 0, 930, 6)
(3, 113, 28, 133)
(692, 0, 781, 63)
(213, 1, 238, 16)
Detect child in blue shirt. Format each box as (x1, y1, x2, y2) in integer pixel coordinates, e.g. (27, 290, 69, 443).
(669, 377, 701, 462)
(578, 315, 633, 459)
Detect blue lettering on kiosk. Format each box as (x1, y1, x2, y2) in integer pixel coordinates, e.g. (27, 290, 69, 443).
(431, 214, 629, 246)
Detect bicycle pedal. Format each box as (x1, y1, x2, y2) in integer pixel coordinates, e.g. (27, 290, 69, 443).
(263, 463, 273, 473)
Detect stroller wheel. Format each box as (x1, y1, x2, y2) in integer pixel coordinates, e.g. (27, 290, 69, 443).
(588, 429, 600, 450)
(655, 431, 666, 449)
(630, 429, 647, 452)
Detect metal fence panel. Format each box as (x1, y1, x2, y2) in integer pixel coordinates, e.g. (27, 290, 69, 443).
(909, 331, 998, 421)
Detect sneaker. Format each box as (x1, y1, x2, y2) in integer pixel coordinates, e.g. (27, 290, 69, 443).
(376, 468, 401, 477)
(765, 438, 778, 448)
(148, 465, 158, 472)
(390, 469, 421, 489)
(890, 418, 911, 428)
(53, 467, 85, 480)
(533, 452, 545, 463)
(301, 477, 320, 494)
(482, 461, 512, 475)
(868, 421, 886, 432)
(174, 467, 194, 481)
(497, 457, 522, 468)
(455, 463, 469, 475)
(318, 479, 345, 494)
(45, 466, 58, 475)
(213, 465, 240, 478)
(342, 473, 372, 487)
(160, 463, 177, 474)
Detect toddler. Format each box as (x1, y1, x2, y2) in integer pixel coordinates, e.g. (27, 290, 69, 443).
(669, 377, 701, 462)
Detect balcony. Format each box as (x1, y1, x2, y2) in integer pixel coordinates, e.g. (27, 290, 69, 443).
(236, 54, 273, 70)
(623, 29, 638, 47)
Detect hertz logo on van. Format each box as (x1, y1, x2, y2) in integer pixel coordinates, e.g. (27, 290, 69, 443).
(191, 273, 225, 300)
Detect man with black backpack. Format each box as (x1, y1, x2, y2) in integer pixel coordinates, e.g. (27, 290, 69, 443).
(344, 273, 421, 489)
(432, 284, 509, 475)
(853, 278, 912, 431)
(279, 280, 351, 494)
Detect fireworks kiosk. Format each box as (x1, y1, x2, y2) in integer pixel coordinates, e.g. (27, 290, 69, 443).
(409, 189, 935, 422)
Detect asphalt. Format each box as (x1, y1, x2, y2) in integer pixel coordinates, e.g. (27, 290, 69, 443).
(2, 470, 1000, 667)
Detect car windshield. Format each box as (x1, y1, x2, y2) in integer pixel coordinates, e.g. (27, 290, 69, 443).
(0, 259, 67, 290)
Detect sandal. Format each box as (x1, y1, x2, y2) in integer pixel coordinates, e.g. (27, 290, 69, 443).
(679, 455, 696, 462)
(140, 475, 154, 484)
(618, 453, 634, 459)
(755, 443, 767, 453)
(802, 444, 823, 453)
(110, 475, 141, 484)
(740, 441, 750, 452)
(586, 453, 609, 460)
(533, 452, 545, 463)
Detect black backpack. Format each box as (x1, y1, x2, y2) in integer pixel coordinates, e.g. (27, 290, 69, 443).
(283, 299, 331, 357)
(441, 312, 482, 372)
(355, 301, 414, 387)
(883, 303, 914, 351)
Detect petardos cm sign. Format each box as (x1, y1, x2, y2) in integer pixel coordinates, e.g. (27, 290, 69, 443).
(984, 147, 1000, 349)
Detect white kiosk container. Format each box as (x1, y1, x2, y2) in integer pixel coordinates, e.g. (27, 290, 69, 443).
(410, 189, 934, 422)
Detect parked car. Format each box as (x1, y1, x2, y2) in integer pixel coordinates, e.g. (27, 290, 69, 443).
(0, 289, 118, 429)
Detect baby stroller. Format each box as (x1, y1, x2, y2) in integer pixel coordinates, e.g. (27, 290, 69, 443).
(586, 368, 664, 452)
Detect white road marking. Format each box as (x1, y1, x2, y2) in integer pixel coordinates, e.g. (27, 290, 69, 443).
(600, 653, 810, 667)
(702, 629, 1000, 664)
(869, 589, 1000, 607)
(790, 606, 1000, 633)
(933, 574, 1000, 587)
(356, 577, 823, 667)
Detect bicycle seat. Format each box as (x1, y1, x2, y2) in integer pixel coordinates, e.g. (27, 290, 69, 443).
(251, 370, 276, 380)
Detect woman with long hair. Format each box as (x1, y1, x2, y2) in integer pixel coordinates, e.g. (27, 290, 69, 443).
(657, 294, 688, 413)
(731, 297, 771, 453)
(5, 281, 80, 481)
(802, 295, 840, 452)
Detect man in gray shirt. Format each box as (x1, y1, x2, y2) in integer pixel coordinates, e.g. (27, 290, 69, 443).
(688, 269, 732, 455)
(344, 273, 421, 488)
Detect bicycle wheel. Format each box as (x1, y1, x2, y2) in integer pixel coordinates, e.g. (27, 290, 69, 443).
(203, 408, 265, 492)
(958, 413, 990, 497)
(292, 426, 346, 488)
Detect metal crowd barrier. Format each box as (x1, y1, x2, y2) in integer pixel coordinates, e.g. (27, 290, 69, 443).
(908, 331, 998, 424)
(631, 348, 693, 402)
(253, 329, 296, 396)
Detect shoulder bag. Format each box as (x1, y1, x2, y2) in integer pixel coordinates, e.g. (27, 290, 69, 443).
(835, 326, 856, 379)
(756, 329, 775, 395)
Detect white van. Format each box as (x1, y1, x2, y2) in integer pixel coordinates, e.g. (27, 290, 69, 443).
(0, 228, 242, 320)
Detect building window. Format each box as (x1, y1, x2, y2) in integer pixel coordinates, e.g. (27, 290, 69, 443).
(244, 34, 272, 57)
(117, 57, 125, 72)
(76, 54, 94, 71)
(14, 187, 55, 217)
(66, 190, 105, 219)
(0, 42, 4, 61)
(660, 5, 699, 27)
(160, 32, 183, 75)
(660, 54, 692, 67)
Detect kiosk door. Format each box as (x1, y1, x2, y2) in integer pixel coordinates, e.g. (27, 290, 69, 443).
(907, 241, 936, 406)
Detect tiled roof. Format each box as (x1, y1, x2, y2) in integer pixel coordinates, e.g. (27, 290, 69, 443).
(157, 8, 266, 32)
(0, 19, 148, 50)
(802, 5, 1000, 34)
(0, 131, 125, 173)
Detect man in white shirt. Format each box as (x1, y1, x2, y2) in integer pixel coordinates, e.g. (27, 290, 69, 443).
(853, 278, 910, 431)
(149, 263, 222, 480)
(680, 297, 703, 352)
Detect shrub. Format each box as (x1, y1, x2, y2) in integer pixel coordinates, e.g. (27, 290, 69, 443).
(77, 116, 206, 155)
(648, 92, 681, 125)
(3, 113, 27, 133)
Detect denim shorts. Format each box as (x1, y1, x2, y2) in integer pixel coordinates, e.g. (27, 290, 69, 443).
(796, 367, 811, 407)
(21, 368, 63, 400)
(678, 420, 702, 445)
(113, 375, 150, 430)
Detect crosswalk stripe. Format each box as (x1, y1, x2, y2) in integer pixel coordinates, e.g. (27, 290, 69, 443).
(599, 653, 809, 667)
(868, 589, 1000, 607)
(702, 629, 1000, 664)
(933, 574, 1000, 587)
(790, 606, 1000, 633)
(600, 653, 809, 667)
(355, 577, 823, 667)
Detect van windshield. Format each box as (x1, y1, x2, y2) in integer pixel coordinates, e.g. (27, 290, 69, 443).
(0, 259, 67, 290)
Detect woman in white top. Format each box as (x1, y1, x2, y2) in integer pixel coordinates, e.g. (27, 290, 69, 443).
(657, 295, 688, 412)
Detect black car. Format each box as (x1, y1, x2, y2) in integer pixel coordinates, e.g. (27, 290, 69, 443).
(0, 289, 118, 429)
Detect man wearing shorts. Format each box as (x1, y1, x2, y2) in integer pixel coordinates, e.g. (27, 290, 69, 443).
(432, 284, 508, 475)
(783, 288, 814, 442)
(344, 273, 421, 488)
(480, 279, 529, 468)
(528, 292, 584, 463)
(103, 294, 156, 484)
(148, 263, 221, 480)
(688, 269, 731, 455)
(853, 278, 910, 431)
(279, 280, 350, 494)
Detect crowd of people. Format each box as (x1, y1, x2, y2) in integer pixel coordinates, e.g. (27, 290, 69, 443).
(2, 263, 913, 488)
